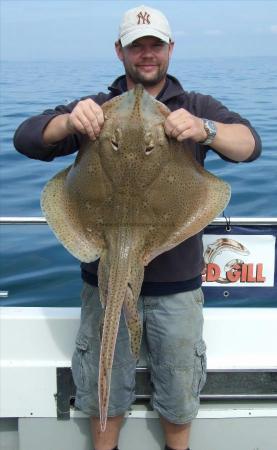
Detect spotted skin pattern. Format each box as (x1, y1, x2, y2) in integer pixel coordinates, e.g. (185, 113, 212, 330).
(41, 85, 231, 431)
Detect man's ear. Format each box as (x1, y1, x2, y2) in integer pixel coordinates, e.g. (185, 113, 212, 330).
(169, 41, 174, 58)
(115, 40, 124, 61)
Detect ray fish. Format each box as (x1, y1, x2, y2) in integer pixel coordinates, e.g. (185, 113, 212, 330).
(41, 85, 231, 431)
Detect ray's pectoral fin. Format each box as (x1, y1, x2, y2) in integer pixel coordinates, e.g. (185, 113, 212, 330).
(41, 167, 104, 263)
(143, 148, 231, 265)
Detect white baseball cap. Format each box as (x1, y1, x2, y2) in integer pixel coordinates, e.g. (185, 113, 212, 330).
(118, 5, 172, 47)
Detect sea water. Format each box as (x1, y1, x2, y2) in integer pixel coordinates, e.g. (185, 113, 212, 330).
(1, 57, 276, 306)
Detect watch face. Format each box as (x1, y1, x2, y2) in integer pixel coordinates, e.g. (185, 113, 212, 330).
(203, 119, 216, 144)
(205, 120, 216, 136)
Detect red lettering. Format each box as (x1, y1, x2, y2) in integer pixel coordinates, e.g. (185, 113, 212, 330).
(206, 263, 220, 282)
(226, 264, 241, 282)
(240, 264, 248, 282)
(247, 263, 256, 282)
(256, 263, 266, 282)
(205, 262, 266, 284)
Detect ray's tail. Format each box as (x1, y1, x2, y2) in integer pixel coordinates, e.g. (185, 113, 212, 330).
(97, 230, 143, 432)
(98, 264, 127, 431)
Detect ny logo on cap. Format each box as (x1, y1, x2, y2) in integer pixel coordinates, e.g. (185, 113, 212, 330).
(137, 11, 151, 25)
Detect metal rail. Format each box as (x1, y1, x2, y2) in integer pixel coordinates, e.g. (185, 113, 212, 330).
(55, 367, 277, 419)
(0, 217, 47, 225)
(1, 217, 277, 225)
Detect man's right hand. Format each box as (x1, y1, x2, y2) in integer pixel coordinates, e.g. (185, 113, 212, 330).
(42, 98, 105, 145)
(66, 98, 105, 141)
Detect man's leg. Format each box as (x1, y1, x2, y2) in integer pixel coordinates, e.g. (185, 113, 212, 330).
(160, 415, 191, 450)
(90, 415, 124, 450)
(71, 283, 138, 450)
(144, 288, 207, 450)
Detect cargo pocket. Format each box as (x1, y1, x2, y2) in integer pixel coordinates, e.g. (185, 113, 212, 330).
(192, 340, 207, 397)
(71, 333, 92, 392)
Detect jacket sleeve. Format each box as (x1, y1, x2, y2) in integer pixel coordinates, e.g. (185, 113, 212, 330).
(13, 92, 111, 162)
(199, 94, 262, 163)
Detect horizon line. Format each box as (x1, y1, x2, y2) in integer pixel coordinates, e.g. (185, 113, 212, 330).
(1, 54, 277, 63)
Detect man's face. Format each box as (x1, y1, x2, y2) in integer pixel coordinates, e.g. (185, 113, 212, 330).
(116, 36, 174, 87)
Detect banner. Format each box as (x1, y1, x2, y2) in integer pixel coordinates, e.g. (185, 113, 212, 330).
(202, 224, 277, 307)
(203, 235, 275, 287)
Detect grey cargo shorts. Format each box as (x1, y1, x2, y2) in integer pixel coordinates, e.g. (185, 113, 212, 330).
(71, 282, 207, 424)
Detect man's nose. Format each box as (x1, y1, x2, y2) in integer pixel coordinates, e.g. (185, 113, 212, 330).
(141, 46, 155, 57)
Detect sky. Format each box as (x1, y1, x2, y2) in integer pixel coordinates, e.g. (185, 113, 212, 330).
(1, 0, 277, 60)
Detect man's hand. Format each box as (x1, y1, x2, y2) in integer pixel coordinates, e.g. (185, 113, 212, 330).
(66, 99, 105, 141)
(164, 108, 206, 143)
(42, 99, 105, 145)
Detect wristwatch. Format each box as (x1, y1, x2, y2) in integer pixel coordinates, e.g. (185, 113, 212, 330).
(200, 119, 217, 145)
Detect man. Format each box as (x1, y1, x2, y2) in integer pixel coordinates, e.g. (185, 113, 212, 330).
(14, 5, 261, 450)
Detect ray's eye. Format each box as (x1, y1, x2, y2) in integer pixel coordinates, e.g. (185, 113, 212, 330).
(145, 145, 154, 155)
(111, 139, 119, 151)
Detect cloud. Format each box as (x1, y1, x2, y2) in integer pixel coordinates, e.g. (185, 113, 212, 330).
(270, 25, 277, 34)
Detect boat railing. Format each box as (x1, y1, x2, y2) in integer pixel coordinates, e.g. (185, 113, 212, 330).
(1, 216, 277, 225)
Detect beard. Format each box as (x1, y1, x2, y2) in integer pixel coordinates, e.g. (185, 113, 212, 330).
(124, 61, 169, 87)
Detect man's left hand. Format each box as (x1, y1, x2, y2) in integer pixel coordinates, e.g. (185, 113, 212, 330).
(164, 108, 207, 143)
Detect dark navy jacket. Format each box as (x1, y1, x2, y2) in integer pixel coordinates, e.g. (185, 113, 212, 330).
(14, 74, 262, 295)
